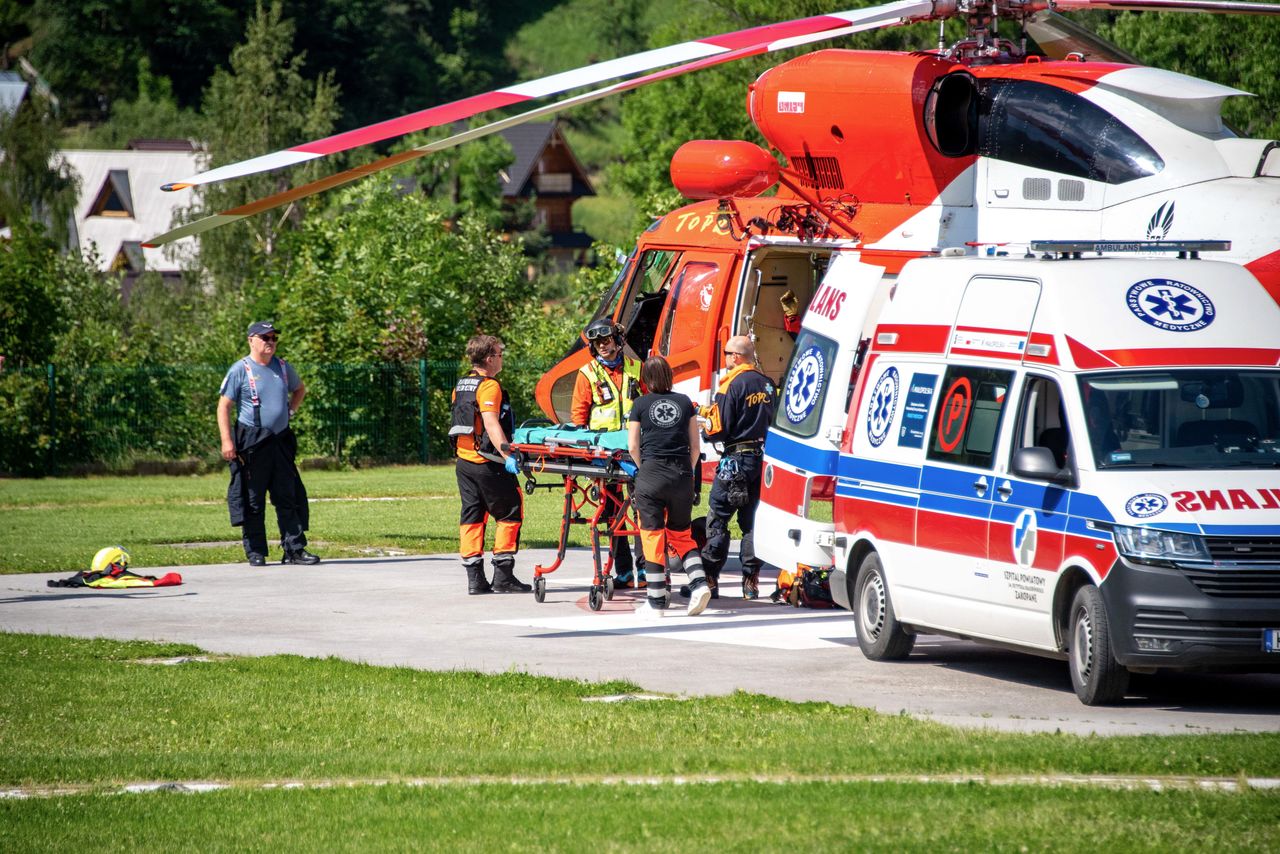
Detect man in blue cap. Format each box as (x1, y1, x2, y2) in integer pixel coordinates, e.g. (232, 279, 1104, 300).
(218, 320, 319, 566)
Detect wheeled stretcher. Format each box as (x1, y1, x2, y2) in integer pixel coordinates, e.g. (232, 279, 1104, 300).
(504, 424, 653, 610)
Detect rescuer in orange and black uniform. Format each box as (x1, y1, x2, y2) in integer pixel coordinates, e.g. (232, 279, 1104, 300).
(570, 318, 644, 586)
(700, 335, 776, 599)
(449, 334, 530, 595)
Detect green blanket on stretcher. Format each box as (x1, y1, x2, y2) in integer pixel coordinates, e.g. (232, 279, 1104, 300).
(512, 423, 630, 453)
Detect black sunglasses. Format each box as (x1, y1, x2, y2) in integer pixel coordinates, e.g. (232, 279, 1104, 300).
(258, 335, 279, 343)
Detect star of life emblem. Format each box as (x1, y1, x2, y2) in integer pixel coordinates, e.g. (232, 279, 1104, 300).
(1125, 493, 1168, 518)
(784, 345, 825, 424)
(649, 399, 680, 427)
(1126, 279, 1215, 332)
(866, 367, 899, 447)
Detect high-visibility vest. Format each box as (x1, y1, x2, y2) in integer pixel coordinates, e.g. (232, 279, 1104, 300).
(580, 358, 641, 430)
(450, 371, 512, 459)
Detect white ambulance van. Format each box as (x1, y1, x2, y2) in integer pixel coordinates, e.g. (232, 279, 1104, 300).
(826, 242, 1280, 705)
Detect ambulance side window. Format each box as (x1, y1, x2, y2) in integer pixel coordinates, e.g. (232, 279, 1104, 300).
(927, 365, 1014, 469)
(1014, 375, 1070, 469)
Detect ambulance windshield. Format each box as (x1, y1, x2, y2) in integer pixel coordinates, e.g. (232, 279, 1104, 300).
(1078, 370, 1280, 469)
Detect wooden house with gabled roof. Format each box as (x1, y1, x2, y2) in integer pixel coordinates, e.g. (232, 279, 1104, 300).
(497, 120, 595, 268)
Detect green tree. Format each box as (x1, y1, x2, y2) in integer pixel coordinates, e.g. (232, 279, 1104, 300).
(260, 178, 529, 366)
(29, 0, 249, 120)
(0, 86, 76, 245)
(395, 126, 516, 231)
(62, 58, 201, 148)
(0, 223, 65, 367)
(1095, 12, 1280, 140)
(192, 0, 340, 290)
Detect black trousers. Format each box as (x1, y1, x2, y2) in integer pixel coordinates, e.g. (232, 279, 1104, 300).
(704, 451, 763, 578)
(456, 458, 523, 558)
(240, 440, 307, 557)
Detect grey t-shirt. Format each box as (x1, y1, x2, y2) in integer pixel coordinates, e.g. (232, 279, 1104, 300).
(220, 357, 300, 435)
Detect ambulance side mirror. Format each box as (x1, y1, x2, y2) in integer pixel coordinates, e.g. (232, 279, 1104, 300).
(1011, 447, 1073, 485)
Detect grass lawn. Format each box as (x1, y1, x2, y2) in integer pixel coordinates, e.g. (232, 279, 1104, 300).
(6, 782, 1277, 852)
(1, 633, 1278, 850)
(0, 465, 672, 574)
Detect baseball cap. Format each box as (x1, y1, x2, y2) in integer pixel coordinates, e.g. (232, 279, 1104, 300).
(247, 321, 279, 338)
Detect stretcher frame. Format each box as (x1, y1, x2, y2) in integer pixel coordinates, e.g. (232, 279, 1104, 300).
(503, 438, 643, 610)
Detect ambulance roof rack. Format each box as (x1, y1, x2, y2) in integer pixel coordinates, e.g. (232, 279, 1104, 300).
(1029, 240, 1232, 260)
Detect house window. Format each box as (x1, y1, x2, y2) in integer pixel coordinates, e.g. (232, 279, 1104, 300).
(534, 172, 572, 193)
(90, 170, 135, 218)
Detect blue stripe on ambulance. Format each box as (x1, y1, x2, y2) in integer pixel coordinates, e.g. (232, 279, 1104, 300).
(764, 428, 839, 474)
(835, 453, 1279, 542)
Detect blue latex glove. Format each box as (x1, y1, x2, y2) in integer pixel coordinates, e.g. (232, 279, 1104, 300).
(504, 455, 521, 475)
(619, 461, 638, 477)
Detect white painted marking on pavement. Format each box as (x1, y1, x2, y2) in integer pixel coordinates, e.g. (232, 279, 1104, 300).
(486, 607, 853, 650)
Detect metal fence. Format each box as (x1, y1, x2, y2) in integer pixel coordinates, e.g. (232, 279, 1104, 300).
(0, 359, 553, 476)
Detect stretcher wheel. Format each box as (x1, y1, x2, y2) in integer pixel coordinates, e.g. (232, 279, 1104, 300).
(588, 585, 604, 611)
(604, 575, 615, 600)
(533, 575, 546, 603)
(523, 478, 536, 495)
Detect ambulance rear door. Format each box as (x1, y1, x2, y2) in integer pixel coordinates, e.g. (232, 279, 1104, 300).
(756, 252, 889, 574)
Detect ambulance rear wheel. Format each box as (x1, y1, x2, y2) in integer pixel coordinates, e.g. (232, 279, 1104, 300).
(1068, 585, 1129, 705)
(589, 585, 603, 611)
(854, 552, 915, 661)
(533, 576, 546, 603)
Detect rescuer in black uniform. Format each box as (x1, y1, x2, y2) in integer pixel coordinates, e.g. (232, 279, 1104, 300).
(449, 334, 530, 595)
(700, 335, 776, 599)
(626, 355, 711, 618)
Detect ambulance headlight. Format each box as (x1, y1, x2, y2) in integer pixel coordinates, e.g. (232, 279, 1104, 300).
(1113, 525, 1211, 565)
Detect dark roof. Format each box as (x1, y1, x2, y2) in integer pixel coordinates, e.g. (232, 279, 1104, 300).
(500, 122, 556, 195)
(127, 138, 199, 152)
(451, 120, 594, 199)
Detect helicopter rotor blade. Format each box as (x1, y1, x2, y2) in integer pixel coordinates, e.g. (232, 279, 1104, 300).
(144, 12, 916, 248)
(1024, 11, 1142, 63)
(160, 0, 938, 193)
(1052, 0, 1280, 14)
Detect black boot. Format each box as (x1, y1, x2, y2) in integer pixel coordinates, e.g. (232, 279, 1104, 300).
(491, 555, 531, 593)
(464, 558, 492, 595)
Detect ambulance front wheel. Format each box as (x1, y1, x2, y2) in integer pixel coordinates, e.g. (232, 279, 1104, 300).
(1068, 585, 1130, 705)
(853, 551, 915, 661)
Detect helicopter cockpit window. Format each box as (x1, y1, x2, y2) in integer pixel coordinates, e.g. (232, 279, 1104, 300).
(977, 79, 1163, 184)
(624, 249, 681, 358)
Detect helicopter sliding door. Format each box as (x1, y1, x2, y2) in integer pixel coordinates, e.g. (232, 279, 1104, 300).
(730, 248, 828, 389)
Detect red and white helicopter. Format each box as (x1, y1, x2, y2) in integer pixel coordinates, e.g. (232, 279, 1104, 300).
(146, 0, 1280, 424)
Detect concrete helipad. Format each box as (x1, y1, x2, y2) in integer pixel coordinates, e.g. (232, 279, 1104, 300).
(2, 548, 1277, 735)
